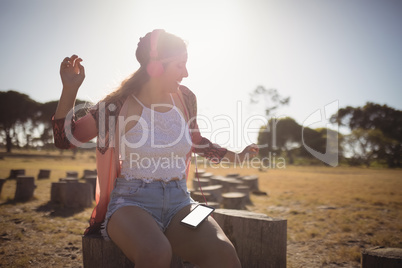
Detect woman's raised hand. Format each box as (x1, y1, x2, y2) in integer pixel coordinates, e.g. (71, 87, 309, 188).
(60, 55, 85, 92)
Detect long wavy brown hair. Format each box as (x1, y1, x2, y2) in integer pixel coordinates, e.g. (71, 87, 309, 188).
(101, 30, 187, 107)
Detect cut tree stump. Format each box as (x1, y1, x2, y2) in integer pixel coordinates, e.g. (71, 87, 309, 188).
(14, 176, 35, 201)
(85, 176, 97, 200)
(220, 178, 243, 193)
(235, 185, 252, 204)
(82, 234, 195, 268)
(198, 185, 223, 203)
(37, 169, 51, 179)
(362, 247, 402, 268)
(8, 169, 25, 179)
(0, 178, 6, 197)
(83, 169, 97, 179)
(241, 175, 259, 191)
(190, 191, 212, 203)
(59, 177, 79, 183)
(81, 209, 287, 268)
(66, 171, 79, 178)
(192, 178, 210, 190)
(213, 209, 287, 268)
(222, 192, 246, 209)
(51, 182, 93, 208)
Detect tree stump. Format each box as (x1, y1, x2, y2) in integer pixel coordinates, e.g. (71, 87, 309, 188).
(198, 185, 223, 203)
(222, 192, 246, 210)
(199, 172, 214, 179)
(213, 209, 287, 268)
(362, 247, 402, 268)
(83, 169, 97, 179)
(190, 191, 212, 203)
(0, 178, 6, 197)
(60, 177, 79, 183)
(193, 169, 206, 177)
(14, 176, 35, 201)
(51, 182, 64, 203)
(209, 176, 225, 186)
(81, 210, 287, 268)
(8, 169, 25, 179)
(235, 185, 252, 204)
(241, 175, 259, 191)
(226, 173, 240, 178)
(82, 234, 195, 268)
(220, 178, 243, 193)
(37, 169, 51, 179)
(51, 182, 93, 208)
(66, 171, 79, 178)
(85, 176, 97, 200)
(192, 178, 210, 190)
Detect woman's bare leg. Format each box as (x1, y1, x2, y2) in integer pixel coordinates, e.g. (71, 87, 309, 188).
(107, 206, 172, 268)
(165, 205, 241, 268)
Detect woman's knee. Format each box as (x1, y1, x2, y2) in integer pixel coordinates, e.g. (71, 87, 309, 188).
(197, 238, 240, 267)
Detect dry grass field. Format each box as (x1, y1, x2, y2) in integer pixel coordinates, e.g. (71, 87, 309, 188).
(0, 150, 401, 268)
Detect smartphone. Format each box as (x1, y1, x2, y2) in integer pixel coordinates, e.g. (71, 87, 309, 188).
(180, 204, 215, 229)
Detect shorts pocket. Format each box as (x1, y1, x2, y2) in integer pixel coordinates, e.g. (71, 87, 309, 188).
(114, 181, 144, 196)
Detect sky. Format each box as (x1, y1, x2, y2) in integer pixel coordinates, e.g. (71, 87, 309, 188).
(1, 0, 401, 151)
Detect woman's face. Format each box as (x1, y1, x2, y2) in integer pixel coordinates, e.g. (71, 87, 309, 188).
(159, 53, 188, 93)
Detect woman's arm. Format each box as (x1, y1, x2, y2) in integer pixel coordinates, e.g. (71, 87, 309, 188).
(55, 55, 85, 119)
(53, 55, 97, 149)
(180, 86, 259, 163)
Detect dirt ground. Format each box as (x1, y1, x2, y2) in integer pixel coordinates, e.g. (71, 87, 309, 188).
(0, 152, 401, 267)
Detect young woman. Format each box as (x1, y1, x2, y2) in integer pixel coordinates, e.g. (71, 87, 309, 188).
(53, 29, 258, 268)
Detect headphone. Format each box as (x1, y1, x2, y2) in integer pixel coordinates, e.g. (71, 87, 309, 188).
(146, 29, 165, 77)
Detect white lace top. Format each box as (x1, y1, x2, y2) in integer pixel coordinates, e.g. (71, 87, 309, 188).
(120, 94, 192, 183)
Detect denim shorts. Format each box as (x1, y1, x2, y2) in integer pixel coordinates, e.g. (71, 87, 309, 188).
(101, 178, 197, 241)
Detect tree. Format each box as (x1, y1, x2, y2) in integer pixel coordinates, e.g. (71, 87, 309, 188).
(249, 86, 290, 117)
(0, 90, 40, 152)
(331, 102, 401, 167)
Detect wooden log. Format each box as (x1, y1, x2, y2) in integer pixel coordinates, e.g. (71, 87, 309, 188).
(198, 185, 223, 203)
(220, 178, 243, 193)
(235, 185, 252, 204)
(222, 192, 246, 210)
(62, 183, 93, 208)
(192, 178, 210, 190)
(362, 247, 402, 268)
(82, 210, 287, 268)
(85, 176, 97, 200)
(51, 182, 65, 203)
(209, 175, 225, 186)
(83, 169, 97, 179)
(193, 169, 206, 177)
(51, 182, 93, 208)
(66, 171, 79, 178)
(241, 175, 259, 191)
(0, 178, 6, 197)
(226, 173, 240, 178)
(59, 177, 79, 183)
(14, 176, 35, 201)
(213, 209, 287, 268)
(190, 191, 212, 203)
(199, 172, 214, 179)
(37, 169, 51, 179)
(82, 234, 195, 268)
(8, 169, 25, 179)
